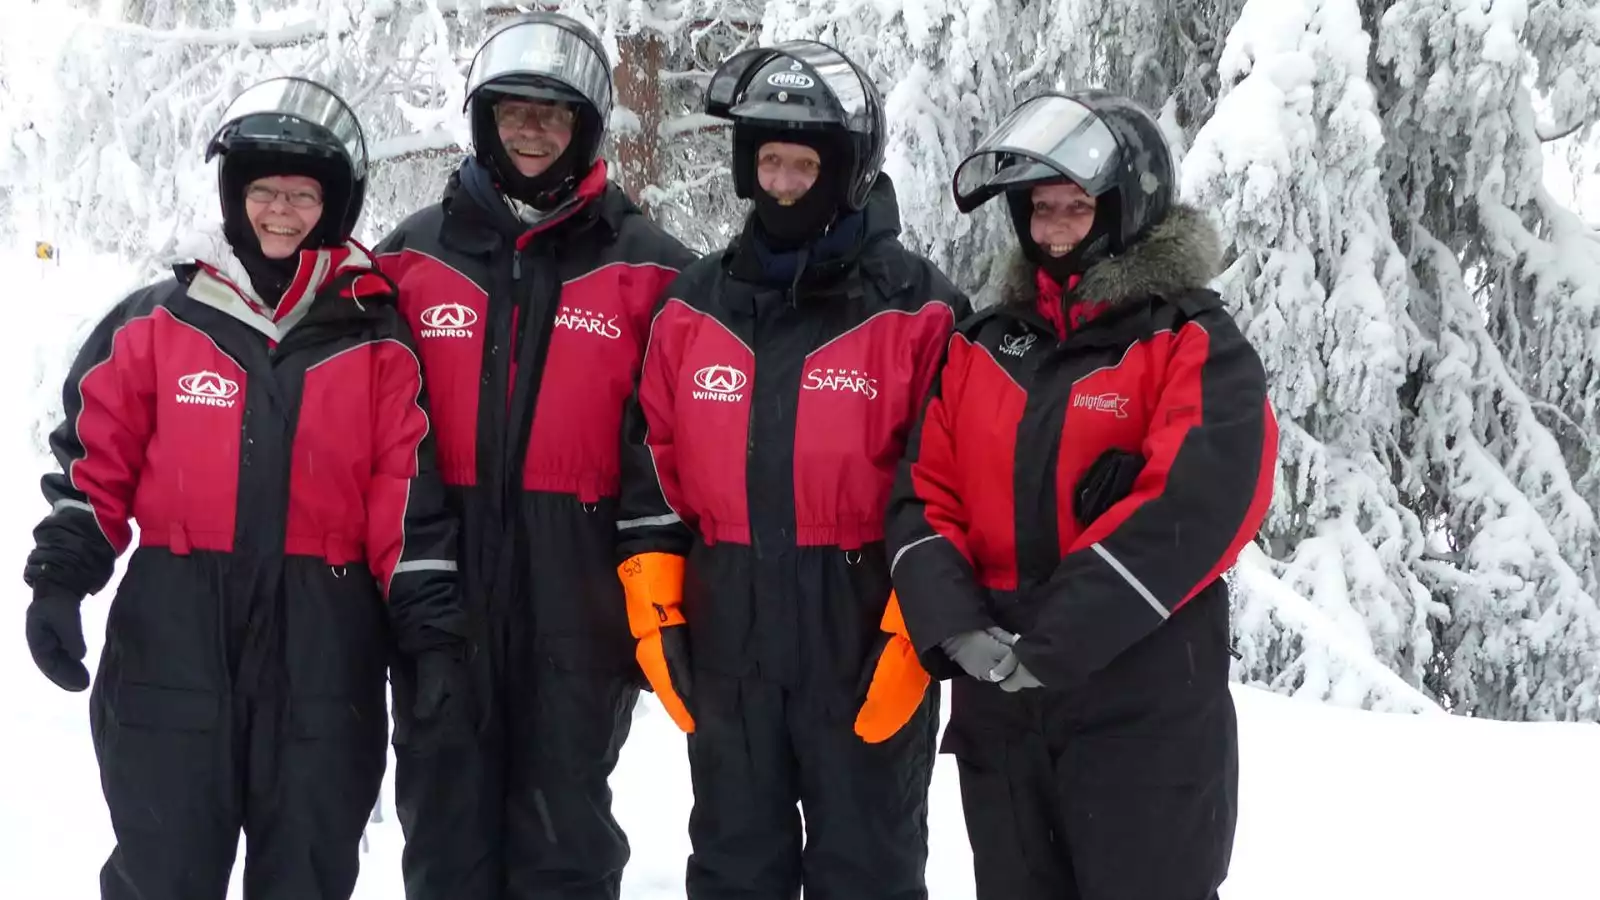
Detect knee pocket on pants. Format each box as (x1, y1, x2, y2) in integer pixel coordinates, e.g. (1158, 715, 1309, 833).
(945, 727, 1066, 891)
(108, 682, 221, 733)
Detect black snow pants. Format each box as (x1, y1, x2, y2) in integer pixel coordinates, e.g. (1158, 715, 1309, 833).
(88, 549, 389, 900)
(391, 608, 640, 900)
(684, 672, 940, 900)
(941, 585, 1239, 900)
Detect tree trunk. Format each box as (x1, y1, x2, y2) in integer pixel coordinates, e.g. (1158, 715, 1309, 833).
(613, 32, 665, 216)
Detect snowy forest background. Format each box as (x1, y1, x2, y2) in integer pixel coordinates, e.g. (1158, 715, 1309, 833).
(1, 0, 1597, 725)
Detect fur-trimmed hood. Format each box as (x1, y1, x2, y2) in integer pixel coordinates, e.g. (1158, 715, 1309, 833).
(994, 203, 1222, 309)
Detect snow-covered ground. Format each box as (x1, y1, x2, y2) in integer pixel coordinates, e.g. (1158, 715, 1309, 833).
(4, 246, 1600, 899)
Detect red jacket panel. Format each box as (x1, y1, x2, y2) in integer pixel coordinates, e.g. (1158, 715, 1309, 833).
(25, 242, 462, 653)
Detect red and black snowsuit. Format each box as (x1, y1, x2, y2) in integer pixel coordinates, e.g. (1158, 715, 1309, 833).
(23, 242, 463, 900)
(616, 175, 967, 900)
(374, 158, 694, 900)
(887, 206, 1278, 900)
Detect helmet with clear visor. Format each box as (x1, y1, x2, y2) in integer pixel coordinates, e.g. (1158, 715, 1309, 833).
(704, 40, 885, 211)
(464, 12, 612, 204)
(953, 91, 1174, 254)
(206, 76, 369, 249)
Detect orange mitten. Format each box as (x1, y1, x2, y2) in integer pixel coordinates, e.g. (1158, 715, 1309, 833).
(618, 553, 695, 733)
(853, 592, 932, 743)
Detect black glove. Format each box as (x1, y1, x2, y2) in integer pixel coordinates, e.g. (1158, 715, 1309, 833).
(26, 588, 89, 692)
(1074, 448, 1146, 526)
(408, 644, 474, 748)
(658, 624, 694, 718)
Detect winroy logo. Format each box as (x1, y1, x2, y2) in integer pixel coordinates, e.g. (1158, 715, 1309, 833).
(692, 365, 748, 403)
(418, 303, 479, 339)
(176, 371, 240, 408)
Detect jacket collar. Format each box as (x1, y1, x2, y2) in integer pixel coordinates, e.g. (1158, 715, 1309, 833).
(179, 240, 393, 343)
(440, 157, 620, 256)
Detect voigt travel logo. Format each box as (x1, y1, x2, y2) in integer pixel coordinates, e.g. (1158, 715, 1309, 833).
(418, 303, 479, 339)
(692, 364, 748, 403)
(176, 370, 240, 408)
(1073, 391, 1130, 419)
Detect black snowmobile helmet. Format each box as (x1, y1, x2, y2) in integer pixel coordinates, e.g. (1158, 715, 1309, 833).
(464, 12, 613, 207)
(704, 40, 885, 211)
(205, 76, 369, 250)
(953, 90, 1175, 255)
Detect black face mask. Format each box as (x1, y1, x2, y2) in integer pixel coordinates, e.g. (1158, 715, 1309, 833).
(752, 173, 841, 250)
(739, 126, 846, 251)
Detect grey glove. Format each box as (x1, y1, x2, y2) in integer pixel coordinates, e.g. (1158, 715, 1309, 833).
(999, 661, 1044, 693)
(940, 627, 1020, 683)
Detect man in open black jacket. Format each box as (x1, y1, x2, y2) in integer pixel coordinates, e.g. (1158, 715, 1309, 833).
(374, 14, 695, 900)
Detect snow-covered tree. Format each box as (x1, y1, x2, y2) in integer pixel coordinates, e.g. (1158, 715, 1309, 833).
(1183, 0, 1438, 710)
(1183, 0, 1600, 720)
(1376, 0, 1600, 720)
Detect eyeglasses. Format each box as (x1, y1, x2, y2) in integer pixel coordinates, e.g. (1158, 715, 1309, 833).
(245, 184, 324, 209)
(493, 101, 576, 131)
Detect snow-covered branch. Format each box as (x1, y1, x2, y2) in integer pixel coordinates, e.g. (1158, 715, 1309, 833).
(658, 114, 727, 139)
(89, 17, 331, 48)
(638, 165, 728, 207)
(1235, 546, 1446, 716)
(1537, 116, 1588, 143)
(370, 127, 462, 165)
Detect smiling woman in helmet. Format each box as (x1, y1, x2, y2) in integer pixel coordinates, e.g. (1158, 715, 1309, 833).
(887, 91, 1280, 900)
(615, 40, 969, 900)
(22, 77, 469, 900)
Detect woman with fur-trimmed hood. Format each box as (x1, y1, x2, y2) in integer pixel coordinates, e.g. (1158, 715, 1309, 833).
(885, 91, 1279, 900)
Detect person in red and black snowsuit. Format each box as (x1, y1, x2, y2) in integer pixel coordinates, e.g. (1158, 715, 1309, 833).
(372, 14, 695, 900)
(615, 41, 968, 900)
(21, 78, 468, 900)
(887, 91, 1280, 900)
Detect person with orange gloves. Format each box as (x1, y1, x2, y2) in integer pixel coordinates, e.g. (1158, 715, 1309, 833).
(886, 91, 1279, 900)
(615, 40, 968, 900)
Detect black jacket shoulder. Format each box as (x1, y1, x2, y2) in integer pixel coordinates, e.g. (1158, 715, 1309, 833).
(594, 184, 698, 272)
(375, 204, 446, 255)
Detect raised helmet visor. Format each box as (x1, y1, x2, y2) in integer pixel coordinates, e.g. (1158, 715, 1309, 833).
(952, 94, 1124, 214)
